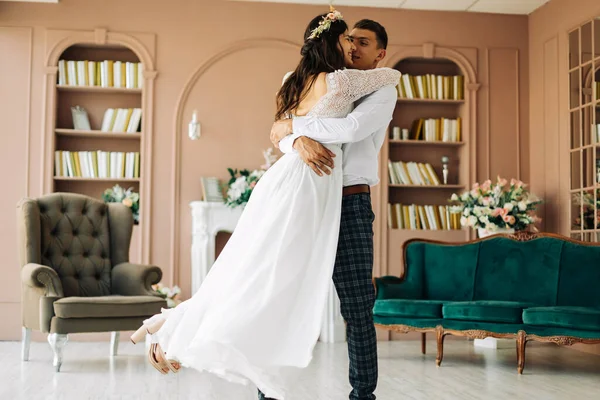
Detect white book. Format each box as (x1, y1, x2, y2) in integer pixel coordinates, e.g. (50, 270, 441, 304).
(58, 60, 67, 85)
(77, 61, 86, 86)
(61, 152, 68, 177)
(87, 152, 95, 178)
(67, 61, 77, 86)
(388, 160, 398, 184)
(100, 62, 107, 87)
(125, 62, 133, 89)
(111, 109, 124, 132)
(402, 75, 413, 99)
(64, 151, 74, 177)
(437, 75, 444, 100)
(127, 108, 142, 133)
(416, 76, 425, 99)
(87, 61, 96, 86)
(137, 63, 143, 89)
(101, 109, 114, 132)
(78, 152, 87, 178)
(114, 61, 122, 88)
(395, 204, 403, 229)
(409, 205, 417, 230)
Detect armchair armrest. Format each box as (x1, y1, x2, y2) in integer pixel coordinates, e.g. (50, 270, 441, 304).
(111, 262, 163, 296)
(373, 276, 407, 300)
(21, 263, 64, 332)
(21, 263, 64, 297)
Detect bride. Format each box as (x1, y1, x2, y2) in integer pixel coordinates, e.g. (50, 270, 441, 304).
(130, 8, 400, 399)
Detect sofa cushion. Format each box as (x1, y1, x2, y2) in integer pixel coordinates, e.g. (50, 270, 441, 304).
(374, 299, 444, 318)
(53, 295, 165, 318)
(473, 237, 563, 306)
(557, 243, 600, 308)
(442, 300, 535, 324)
(421, 242, 479, 301)
(523, 306, 600, 331)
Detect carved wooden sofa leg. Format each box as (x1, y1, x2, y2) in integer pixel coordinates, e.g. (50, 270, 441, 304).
(421, 333, 426, 354)
(436, 326, 445, 367)
(516, 330, 527, 374)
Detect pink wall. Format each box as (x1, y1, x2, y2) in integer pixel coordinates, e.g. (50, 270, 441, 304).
(529, 0, 600, 234)
(0, 0, 529, 340)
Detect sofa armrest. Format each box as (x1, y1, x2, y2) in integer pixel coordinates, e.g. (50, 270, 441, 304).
(111, 262, 163, 296)
(373, 276, 408, 300)
(21, 262, 64, 297)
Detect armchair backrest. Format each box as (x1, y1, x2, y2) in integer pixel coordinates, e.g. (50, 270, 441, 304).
(17, 193, 133, 297)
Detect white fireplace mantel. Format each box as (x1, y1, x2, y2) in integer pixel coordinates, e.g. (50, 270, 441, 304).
(189, 200, 346, 343)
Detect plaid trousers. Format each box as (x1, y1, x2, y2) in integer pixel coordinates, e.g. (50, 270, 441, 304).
(333, 192, 378, 400)
(259, 193, 377, 400)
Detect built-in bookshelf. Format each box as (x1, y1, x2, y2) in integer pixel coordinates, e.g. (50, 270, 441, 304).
(43, 29, 157, 263)
(379, 50, 476, 278)
(568, 19, 600, 243)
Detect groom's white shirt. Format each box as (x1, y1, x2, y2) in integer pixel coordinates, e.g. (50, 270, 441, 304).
(279, 85, 397, 187)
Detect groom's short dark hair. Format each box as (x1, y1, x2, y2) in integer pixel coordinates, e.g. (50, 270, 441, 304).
(353, 19, 388, 49)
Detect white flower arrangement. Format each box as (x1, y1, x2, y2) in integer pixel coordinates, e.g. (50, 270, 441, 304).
(102, 184, 139, 223)
(152, 283, 181, 308)
(225, 148, 277, 208)
(449, 176, 542, 232)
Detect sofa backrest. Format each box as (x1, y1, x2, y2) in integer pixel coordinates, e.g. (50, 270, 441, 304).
(402, 233, 600, 307)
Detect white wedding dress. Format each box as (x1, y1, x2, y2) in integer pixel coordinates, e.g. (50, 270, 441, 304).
(145, 68, 400, 399)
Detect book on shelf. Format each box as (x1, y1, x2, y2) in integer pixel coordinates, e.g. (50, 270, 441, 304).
(58, 59, 143, 89)
(387, 203, 461, 230)
(596, 82, 600, 100)
(54, 150, 140, 179)
(388, 161, 441, 186)
(397, 74, 464, 100)
(100, 108, 142, 133)
(405, 117, 461, 142)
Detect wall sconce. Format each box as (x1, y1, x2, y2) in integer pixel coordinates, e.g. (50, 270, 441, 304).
(188, 110, 201, 140)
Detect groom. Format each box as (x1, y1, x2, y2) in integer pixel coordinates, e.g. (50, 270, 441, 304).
(269, 20, 396, 400)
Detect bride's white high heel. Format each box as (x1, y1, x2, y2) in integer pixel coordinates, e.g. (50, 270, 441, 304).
(130, 318, 165, 344)
(130, 317, 181, 374)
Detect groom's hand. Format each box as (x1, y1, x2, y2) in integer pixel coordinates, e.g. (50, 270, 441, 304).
(293, 137, 336, 177)
(270, 119, 293, 148)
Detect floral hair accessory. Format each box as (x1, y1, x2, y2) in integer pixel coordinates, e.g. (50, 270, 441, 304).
(307, 6, 344, 40)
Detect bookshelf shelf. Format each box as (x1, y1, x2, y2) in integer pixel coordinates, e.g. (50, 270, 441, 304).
(396, 98, 464, 104)
(388, 184, 464, 189)
(55, 129, 141, 140)
(56, 84, 142, 94)
(389, 139, 465, 147)
(54, 177, 140, 182)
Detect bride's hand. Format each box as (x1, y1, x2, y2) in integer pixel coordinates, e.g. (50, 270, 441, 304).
(270, 119, 293, 147)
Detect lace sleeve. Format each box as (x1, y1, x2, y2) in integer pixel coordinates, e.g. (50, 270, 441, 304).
(326, 68, 400, 106)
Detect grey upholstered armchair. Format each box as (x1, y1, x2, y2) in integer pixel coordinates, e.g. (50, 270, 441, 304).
(17, 193, 166, 371)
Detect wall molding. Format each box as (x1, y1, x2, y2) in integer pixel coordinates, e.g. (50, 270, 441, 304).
(169, 38, 300, 285)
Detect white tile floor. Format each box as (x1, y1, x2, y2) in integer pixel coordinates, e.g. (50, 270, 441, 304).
(2, 338, 600, 399)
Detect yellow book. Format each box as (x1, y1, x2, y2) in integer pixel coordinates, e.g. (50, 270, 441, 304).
(395, 204, 403, 229)
(91, 151, 99, 178)
(122, 108, 133, 132)
(72, 152, 81, 177)
(457, 117, 462, 142)
(403, 206, 411, 230)
(121, 63, 126, 87)
(106, 60, 114, 87)
(83, 60, 89, 86)
(134, 152, 140, 178)
(133, 63, 138, 89)
(120, 152, 126, 178)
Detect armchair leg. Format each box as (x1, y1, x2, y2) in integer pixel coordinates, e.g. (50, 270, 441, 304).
(421, 333, 426, 354)
(48, 333, 68, 372)
(110, 331, 120, 357)
(22, 327, 31, 361)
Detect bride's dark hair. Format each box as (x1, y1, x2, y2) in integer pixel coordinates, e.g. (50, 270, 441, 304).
(275, 13, 349, 120)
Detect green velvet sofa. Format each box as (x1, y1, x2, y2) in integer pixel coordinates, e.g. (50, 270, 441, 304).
(373, 232, 600, 374)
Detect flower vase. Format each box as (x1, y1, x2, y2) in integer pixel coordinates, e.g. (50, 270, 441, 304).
(477, 227, 515, 238)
